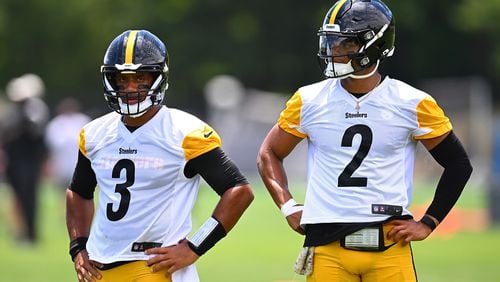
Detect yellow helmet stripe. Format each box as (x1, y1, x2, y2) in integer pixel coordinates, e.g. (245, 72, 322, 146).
(329, 0, 348, 24)
(125, 30, 139, 64)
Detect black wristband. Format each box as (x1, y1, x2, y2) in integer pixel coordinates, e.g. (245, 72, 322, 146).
(69, 237, 88, 261)
(187, 217, 227, 256)
(419, 215, 437, 231)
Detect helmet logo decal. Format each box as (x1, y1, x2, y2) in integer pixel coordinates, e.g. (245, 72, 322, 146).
(329, 0, 348, 24)
(125, 30, 139, 64)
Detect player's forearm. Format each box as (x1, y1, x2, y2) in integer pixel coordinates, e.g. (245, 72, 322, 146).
(212, 184, 254, 232)
(257, 147, 294, 208)
(425, 157, 472, 222)
(258, 125, 303, 209)
(426, 131, 473, 223)
(66, 189, 94, 239)
(186, 184, 253, 257)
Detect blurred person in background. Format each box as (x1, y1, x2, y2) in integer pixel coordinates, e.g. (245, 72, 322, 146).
(45, 97, 90, 190)
(65, 29, 253, 282)
(0, 73, 49, 244)
(257, 0, 473, 281)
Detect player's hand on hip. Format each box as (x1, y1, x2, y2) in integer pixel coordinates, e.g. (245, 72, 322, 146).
(386, 219, 432, 245)
(145, 239, 199, 276)
(73, 250, 102, 282)
(286, 211, 305, 235)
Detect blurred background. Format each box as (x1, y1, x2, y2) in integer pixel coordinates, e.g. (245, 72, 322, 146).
(0, 0, 499, 281)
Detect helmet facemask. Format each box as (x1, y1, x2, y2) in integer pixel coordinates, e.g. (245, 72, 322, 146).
(102, 65, 168, 117)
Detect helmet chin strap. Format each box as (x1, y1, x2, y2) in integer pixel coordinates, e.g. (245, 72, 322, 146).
(348, 60, 380, 79)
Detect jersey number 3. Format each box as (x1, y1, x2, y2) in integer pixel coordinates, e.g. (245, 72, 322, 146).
(338, 124, 372, 187)
(107, 159, 135, 221)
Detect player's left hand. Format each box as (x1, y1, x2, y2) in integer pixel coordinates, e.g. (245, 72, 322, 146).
(286, 210, 305, 235)
(145, 239, 199, 276)
(386, 219, 433, 245)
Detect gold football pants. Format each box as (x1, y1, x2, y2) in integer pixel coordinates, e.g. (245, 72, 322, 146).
(97, 260, 171, 282)
(307, 223, 417, 282)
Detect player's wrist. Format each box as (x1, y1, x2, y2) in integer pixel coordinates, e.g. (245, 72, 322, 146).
(69, 237, 88, 261)
(419, 214, 438, 231)
(280, 198, 303, 217)
(187, 217, 226, 256)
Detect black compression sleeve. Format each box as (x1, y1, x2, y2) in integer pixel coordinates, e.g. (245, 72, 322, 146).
(69, 150, 97, 199)
(426, 131, 473, 222)
(184, 148, 248, 196)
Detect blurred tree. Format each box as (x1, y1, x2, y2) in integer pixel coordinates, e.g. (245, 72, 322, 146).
(452, 0, 500, 87)
(0, 0, 498, 117)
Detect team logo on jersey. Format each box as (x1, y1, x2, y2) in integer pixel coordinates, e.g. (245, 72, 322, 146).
(345, 112, 368, 119)
(119, 147, 138, 154)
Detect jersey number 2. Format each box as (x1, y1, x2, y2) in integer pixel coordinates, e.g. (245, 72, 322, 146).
(107, 159, 135, 221)
(338, 124, 372, 187)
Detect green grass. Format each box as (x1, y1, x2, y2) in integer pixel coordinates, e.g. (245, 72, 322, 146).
(412, 230, 500, 282)
(0, 180, 499, 282)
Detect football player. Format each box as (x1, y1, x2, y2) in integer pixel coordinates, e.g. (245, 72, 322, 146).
(66, 30, 254, 282)
(257, 0, 473, 281)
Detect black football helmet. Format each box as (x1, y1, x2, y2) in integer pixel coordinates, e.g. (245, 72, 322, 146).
(317, 0, 395, 79)
(101, 30, 169, 116)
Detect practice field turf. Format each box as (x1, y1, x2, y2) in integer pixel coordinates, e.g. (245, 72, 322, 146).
(0, 180, 499, 282)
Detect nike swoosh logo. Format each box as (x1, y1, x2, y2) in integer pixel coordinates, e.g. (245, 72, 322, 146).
(204, 131, 213, 138)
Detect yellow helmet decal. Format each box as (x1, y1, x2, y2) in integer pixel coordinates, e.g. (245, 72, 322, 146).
(329, 0, 348, 24)
(125, 30, 139, 64)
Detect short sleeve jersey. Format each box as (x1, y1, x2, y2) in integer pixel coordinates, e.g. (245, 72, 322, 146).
(79, 106, 221, 264)
(278, 77, 452, 224)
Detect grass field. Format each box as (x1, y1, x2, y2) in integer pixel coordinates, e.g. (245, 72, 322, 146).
(0, 179, 499, 282)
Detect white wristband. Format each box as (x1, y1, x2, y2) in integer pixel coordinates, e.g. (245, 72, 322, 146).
(280, 199, 303, 217)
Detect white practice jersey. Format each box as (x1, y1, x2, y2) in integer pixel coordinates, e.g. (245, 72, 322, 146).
(79, 106, 221, 281)
(278, 77, 452, 224)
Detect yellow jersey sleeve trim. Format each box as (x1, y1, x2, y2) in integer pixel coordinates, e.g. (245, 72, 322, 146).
(278, 91, 307, 139)
(78, 128, 88, 157)
(182, 125, 222, 161)
(414, 97, 453, 140)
